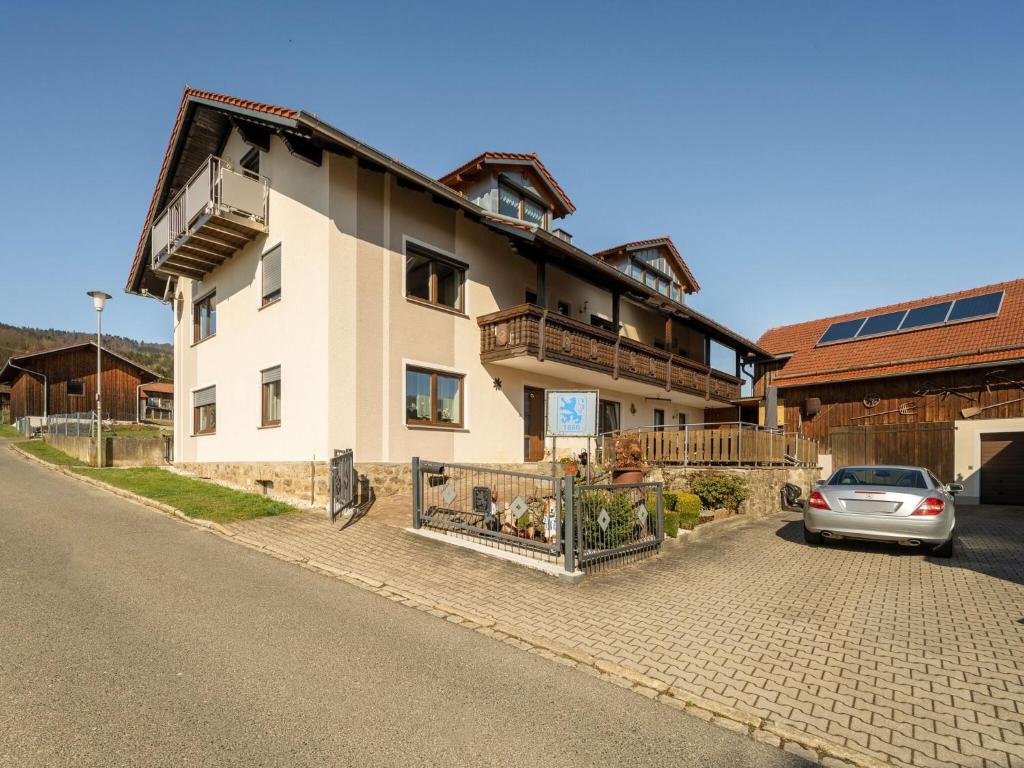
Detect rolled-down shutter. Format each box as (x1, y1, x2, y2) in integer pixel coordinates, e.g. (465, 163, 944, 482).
(262, 247, 282, 299)
(193, 386, 216, 407)
(261, 366, 281, 385)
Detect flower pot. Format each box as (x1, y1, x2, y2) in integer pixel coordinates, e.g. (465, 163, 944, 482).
(561, 462, 578, 476)
(612, 467, 646, 485)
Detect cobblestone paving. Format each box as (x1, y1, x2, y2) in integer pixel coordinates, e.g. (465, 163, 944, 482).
(230, 502, 1024, 768)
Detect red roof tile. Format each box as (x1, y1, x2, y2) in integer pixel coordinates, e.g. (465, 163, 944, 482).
(125, 87, 297, 294)
(592, 237, 700, 294)
(140, 382, 174, 394)
(438, 151, 576, 215)
(757, 279, 1024, 387)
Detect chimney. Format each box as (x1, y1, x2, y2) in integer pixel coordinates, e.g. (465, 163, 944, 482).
(552, 228, 573, 244)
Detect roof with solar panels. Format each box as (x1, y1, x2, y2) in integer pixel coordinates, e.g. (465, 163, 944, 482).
(756, 279, 1024, 388)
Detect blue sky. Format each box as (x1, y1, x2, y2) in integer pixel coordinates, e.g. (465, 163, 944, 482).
(1, 1, 1021, 345)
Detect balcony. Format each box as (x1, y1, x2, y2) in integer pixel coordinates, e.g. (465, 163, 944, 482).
(151, 155, 269, 280)
(479, 304, 741, 402)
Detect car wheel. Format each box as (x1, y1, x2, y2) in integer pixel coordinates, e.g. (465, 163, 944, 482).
(803, 524, 823, 545)
(930, 537, 954, 558)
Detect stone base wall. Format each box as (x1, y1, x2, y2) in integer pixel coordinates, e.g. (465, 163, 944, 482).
(173, 460, 561, 508)
(650, 466, 822, 520)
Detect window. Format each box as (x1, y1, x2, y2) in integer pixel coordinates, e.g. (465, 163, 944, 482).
(405, 367, 463, 428)
(193, 386, 216, 435)
(828, 467, 926, 489)
(497, 182, 548, 228)
(193, 291, 216, 342)
(654, 409, 665, 432)
(557, 300, 571, 317)
(261, 366, 281, 427)
(598, 400, 620, 435)
(240, 147, 260, 178)
(677, 413, 687, 428)
(261, 246, 281, 305)
(405, 245, 465, 312)
(67, 379, 84, 396)
(620, 254, 683, 302)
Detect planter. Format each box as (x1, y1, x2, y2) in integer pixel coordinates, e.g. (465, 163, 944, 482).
(612, 467, 646, 485)
(561, 462, 578, 476)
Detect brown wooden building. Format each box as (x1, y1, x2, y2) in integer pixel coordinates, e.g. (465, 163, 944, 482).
(754, 279, 1024, 504)
(0, 342, 159, 422)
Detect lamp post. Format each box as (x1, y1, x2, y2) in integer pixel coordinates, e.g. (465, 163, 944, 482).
(87, 291, 112, 467)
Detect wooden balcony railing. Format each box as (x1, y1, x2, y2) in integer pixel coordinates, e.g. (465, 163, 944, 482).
(479, 304, 741, 401)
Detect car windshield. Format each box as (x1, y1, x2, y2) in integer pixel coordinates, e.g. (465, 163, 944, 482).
(829, 467, 927, 489)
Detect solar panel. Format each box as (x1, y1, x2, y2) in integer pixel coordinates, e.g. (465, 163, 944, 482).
(899, 301, 952, 330)
(818, 318, 866, 344)
(947, 291, 1003, 322)
(856, 310, 906, 337)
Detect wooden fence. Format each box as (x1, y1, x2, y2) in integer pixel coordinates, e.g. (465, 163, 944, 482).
(603, 425, 819, 467)
(828, 422, 955, 481)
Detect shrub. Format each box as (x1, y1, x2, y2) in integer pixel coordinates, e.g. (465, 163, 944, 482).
(663, 509, 680, 538)
(645, 491, 701, 535)
(689, 473, 749, 512)
(579, 489, 643, 549)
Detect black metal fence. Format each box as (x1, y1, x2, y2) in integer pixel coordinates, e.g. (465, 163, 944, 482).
(411, 458, 665, 574)
(330, 449, 355, 522)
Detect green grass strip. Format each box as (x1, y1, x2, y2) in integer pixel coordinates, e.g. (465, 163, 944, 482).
(74, 467, 296, 524)
(0, 424, 22, 439)
(17, 439, 89, 466)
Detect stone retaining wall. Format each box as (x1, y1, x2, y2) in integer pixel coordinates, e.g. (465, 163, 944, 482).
(651, 466, 821, 519)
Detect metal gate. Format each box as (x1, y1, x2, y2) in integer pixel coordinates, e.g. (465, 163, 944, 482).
(574, 481, 664, 568)
(330, 449, 356, 522)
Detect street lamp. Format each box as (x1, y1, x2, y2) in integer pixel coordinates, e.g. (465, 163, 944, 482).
(87, 291, 112, 467)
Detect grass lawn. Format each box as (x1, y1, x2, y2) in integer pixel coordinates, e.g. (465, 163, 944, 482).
(103, 423, 169, 438)
(75, 467, 296, 524)
(0, 424, 21, 439)
(17, 439, 89, 466)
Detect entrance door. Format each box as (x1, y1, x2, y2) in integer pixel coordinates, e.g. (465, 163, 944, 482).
(524, 386, 545, 462)
(980, 432, 1024, 505)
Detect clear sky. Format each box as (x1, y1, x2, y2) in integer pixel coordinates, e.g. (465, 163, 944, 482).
(1, 1, 1021, 345)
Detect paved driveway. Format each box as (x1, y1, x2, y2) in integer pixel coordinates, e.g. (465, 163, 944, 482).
(233, 498, 1024, 768)
(0, 443, 802, 767)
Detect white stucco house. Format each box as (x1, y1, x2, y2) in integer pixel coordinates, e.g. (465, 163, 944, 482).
(125, 88, 770, 498)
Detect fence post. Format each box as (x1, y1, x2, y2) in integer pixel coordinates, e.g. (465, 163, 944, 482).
(411, 456, 422, 529)
(563, 474, 574, 573)
(656, 482, 665, 544)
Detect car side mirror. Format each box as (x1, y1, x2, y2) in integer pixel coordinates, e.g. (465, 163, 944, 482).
(945, 482, 964, 495)
(814, 478, 827, 487)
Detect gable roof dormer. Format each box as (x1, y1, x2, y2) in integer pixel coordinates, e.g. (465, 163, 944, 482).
(439, 152, 576, 222)
(593, 237, 700, 301)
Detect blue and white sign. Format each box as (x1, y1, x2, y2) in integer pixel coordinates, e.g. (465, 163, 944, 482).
(545, 389, 599, 438)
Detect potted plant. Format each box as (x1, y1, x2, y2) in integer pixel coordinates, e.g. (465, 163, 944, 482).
(611, 433, 647, 484)
(558, 454, 579, 476)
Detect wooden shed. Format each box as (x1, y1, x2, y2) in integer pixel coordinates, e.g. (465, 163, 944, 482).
(0, 342, 159, 422)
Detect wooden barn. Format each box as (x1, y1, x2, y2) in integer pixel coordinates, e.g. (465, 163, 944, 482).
(753, 279, 1024, 505)
(0, 342, 159, 422)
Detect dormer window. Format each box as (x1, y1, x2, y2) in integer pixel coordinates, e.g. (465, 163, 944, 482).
(498, 182, 548, 228)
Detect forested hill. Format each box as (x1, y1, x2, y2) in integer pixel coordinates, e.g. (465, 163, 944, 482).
(0, 323, 173, 380)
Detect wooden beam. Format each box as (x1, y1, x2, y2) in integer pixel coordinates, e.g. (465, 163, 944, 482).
(280, 132, 322, 166)
(612, 292, 620, 330)
(232, 118, 271, 152)
(535, 260, 547, 308)
(664, 316, 673, 351)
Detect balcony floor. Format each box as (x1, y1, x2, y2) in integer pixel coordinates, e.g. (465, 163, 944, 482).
(153, 210, 266, 281)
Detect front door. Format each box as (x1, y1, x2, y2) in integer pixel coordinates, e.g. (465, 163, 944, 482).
(524, 386, 545, 462)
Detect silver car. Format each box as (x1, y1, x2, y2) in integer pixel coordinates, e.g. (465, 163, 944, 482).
(804, 465, 961, 557)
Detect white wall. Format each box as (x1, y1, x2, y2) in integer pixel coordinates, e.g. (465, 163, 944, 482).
(953, 417, 1024, 504)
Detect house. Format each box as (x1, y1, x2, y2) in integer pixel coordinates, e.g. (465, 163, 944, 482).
(0, 383, 10, 421)
(139, 381, 174, 422)
(0, 341, 159, 422)
(124, 87, 769, 496)
(753, 279, 1024, 505)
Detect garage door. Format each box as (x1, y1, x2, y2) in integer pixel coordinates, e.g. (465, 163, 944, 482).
(980, 432, 1024, 505)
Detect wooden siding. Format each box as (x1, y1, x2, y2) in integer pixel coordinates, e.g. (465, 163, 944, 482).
(780, 364, 1024, 442)
(7, 347, 156, 421)
(829, 423, 955, 482)
(753, 358, 789, 398)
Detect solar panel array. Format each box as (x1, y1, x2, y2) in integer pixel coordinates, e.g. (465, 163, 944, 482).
(816, 290, 1004, 346)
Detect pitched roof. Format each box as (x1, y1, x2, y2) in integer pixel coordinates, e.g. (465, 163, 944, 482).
(438, 151, 576, 217)
(0, 341, 160, 384)
(592, 237, 701, 294)
(140, 381, 174, 395)
(757, 279, 1024, 388)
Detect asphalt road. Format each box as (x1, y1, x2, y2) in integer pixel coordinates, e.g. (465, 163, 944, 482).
(0, 442, 807, 767)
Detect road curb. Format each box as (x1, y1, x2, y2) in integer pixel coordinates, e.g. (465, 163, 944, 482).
(9, 441, 886, 768)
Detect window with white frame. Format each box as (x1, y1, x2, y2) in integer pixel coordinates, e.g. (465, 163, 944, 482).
(498, 181, 548, 228)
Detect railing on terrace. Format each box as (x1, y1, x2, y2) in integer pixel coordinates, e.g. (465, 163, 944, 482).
(46, 412, 96, 438)
(479, 304, 741, 402)
(597, 422, 818, 468)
